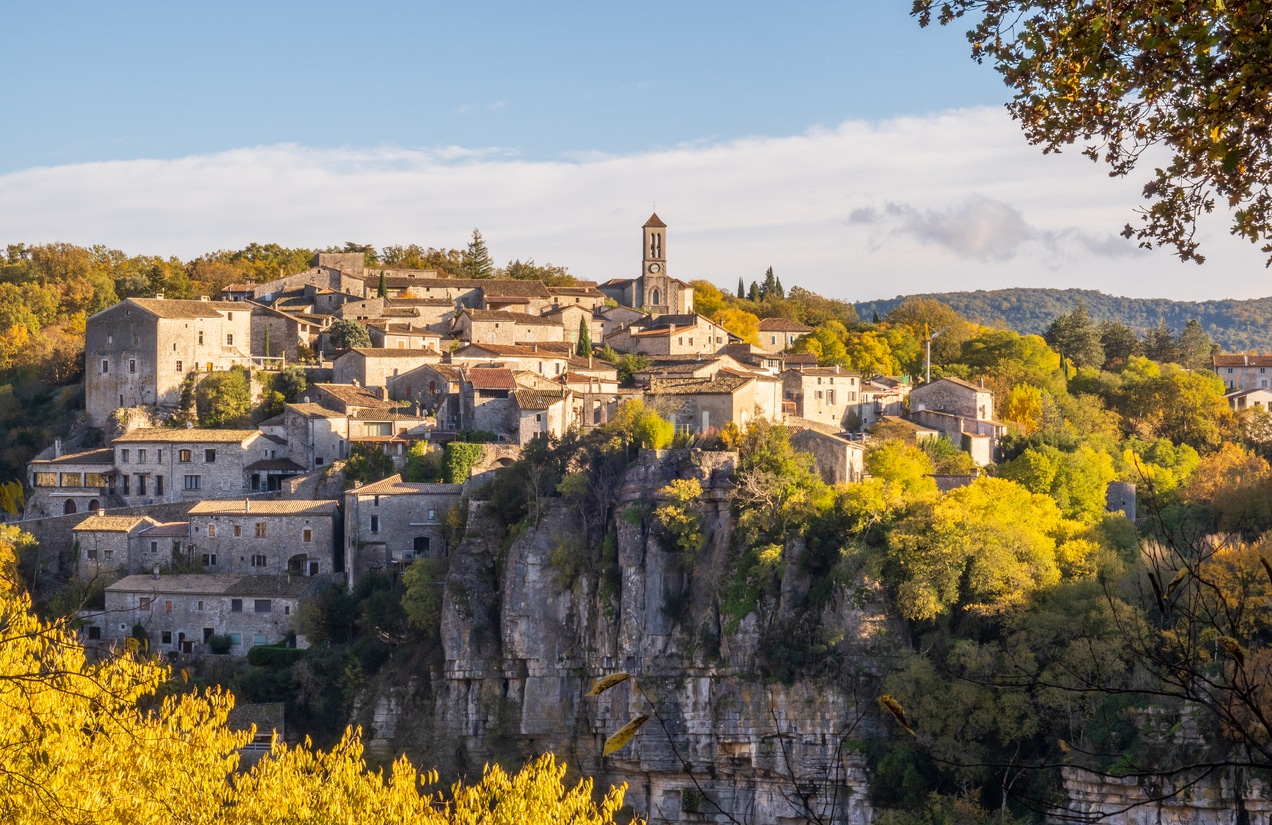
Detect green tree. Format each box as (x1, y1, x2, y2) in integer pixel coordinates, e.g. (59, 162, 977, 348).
(501, 258, 574, 285)
(1044, 302, 1103, 369)
(462, 229, 494, 279)
(1143, 321, 1180, 364)
(327, 319, 371, 350)
(576, 317, 592, 356)
(914, 0, 1272, 264)
(401, 556, 448, 639)
(737, 277, 745, 299)
(196, 367, 252, 427)
(377, 270, 387, 298)
(273, 365, 308, 403)
(1099, 320, 1142, 369)
(1176, 318, 1216, 370)
(343, 443, 395, 488)
(442, 442, 484, 484)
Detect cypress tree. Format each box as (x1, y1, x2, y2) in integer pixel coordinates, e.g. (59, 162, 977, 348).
(775, 276, 784, 298)
(577, 317, 592, 356)
(737, 277, 746, 299)
(748, 281, 760, 301)
(377, 271, 387, 298)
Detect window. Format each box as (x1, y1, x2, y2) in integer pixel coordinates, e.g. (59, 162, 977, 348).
(120, 449, 129, 463)
(302, 528, 312, 543)
(207, 524, 216, 537)
(226, 334, 233, 346)
(150, 541, 158, 554)
(370, 515, 380, 533)
(136, 475, 146, 496)
(251, 554, 267, 567)
(364, 422, 392, 437)
(176, 361, 182, 372)
(315, 456, 324, 465)
(230, 599, 243, 613)
(414, 536, 430, 555)
(155, 475, 164, 495)
(184, 475, 201, 490)
(427, 508, 436, 522)
(103, 549, 113, 561)
(254, 522, 266, 537)
(129, 359, 136, 374)
(229, 633, 242, 646)
(1229, 368, 1235, 373)
(139, 597, 151, 611)
(179, 449, 192, 463)
(161, 631, 172, 645)
(138, 449, 147, 463)
(86, 547, 97, 560)
(87, 626, 101, 640)
(198, 331, 204, 345)
(233, 524, 242, 537)
(197, 600, 204, 611)
(204, 449, 216, 463)
(254, 599, 272, 613)
(202, 553, 217, 567)
(165, 600, 173, 613)
(252, 633, 267, 646)
(101, 360, 109, 374)
(284, 605, 290, 615)
(156, 449, 162, 462)
(122, 476, 129, 495)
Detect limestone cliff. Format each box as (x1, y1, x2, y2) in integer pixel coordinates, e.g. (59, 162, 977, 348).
(349, 449, 881, 824)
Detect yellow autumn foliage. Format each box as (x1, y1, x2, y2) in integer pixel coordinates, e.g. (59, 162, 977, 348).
(0, 532, 636, 825)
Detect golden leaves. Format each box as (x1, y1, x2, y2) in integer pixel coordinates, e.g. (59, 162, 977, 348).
(585, 672, 632, 697)
(879, 694, 916, 736)
(603, 715, 651, 756)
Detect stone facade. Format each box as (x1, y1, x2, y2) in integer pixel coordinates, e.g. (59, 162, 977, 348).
(332, 348, 442, 391)
(789, 422, 865, 485)
(782, 367, 862, 430)
(1214, 353, 1272, 391)
(280, 403, 349, 470)
(85, 298, 254, 427)
(186, 499, 341, 577)
(647, 372, 759, 434)
(27, 447, 117, 517)
(250, 303, 316, 361)
(111, 429, 275, 505)
(513, 389, 572, 445)
(909, 376, 993, 421)
(604, 313, 732, 357)
(89, 573, 322, 656)
(72, 514, 160, 580)
(756, 317, 813, 353)
(453, 310, 566, 346)
(344, 475, 464, 587)
(598, 213, 695, 315)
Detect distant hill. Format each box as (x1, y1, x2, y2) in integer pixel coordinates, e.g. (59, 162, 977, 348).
(854, 288, 1272, 353)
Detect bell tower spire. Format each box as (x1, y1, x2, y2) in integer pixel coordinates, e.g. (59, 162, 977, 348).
(640, 213, 670, 314)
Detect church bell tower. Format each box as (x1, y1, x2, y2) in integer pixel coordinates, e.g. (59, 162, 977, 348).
(640, 212, 670, 314)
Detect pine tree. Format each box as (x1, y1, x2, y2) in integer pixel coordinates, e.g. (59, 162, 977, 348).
(737, 277, 746, 299)
(377, 270, 387, 298)
(872, 311, 881, 324)
(577, 317, 592, 356)
(760, 267, 777, 299)
(747, 281, 760, 301)
(463, 229, 494, 279)
(775, 276, 784, 298)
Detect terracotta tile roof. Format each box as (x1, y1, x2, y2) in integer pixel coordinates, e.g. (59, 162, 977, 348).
(222, 283, 254, 293)
(73, 515, 157, 533)
(139, 521, 190, 537)
(546, 286, 605, 297)
(313, 383, 402, 409)
(452, 342, 573, 357)
(1215, 354, 1272, 367)
(513, 388, 569, 410)
(465, 367, 517, 390)
(352, 474, 465, 496)
(463, 309, 563, 326)
(644, 212, 667, 228)
(285, 403, 345, 419)
(350, 409, 427, 421)
(30, 448, 116, 466)
(647, 373, 753, 395)
(758, 317, 814, 332)
(346, 347, 441, 358)
(188, 499, 340, 516)
(118, 297, 244, 320)
(113, 428, 260, 444)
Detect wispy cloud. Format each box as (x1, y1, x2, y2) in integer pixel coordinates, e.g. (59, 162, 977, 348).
(0, 107, 1258, 300)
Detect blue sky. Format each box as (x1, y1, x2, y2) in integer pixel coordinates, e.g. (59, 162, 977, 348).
(1, 2, 1264, 302)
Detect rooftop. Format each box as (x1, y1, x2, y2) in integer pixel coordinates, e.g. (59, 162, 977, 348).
(73, 515, 157, 533)
(29, 447, 116, 466)
(107, 573, 322, 598)
(113, 428, 260, 444)
(352, 474, 464, 496)
(138, 521, 190, 538)
(648, 373, 753, 395)
(463, 309, 563, 326)
(188, 500, 340, 516)
(514, 388, 569, 410)
(313, 383, 403, 409)
(345, 347, 442, 358)
(1215, 354, 1272, 367)
(114, 297, 243, 320)
(464, 367, 518, 391)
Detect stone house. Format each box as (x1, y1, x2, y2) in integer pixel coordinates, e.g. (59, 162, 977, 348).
(452, 309, 566, 345)
(85, 298, 254, 427)
(247, 260, 366, 304)
(782, 367, 862, 430)
(646, 372, 760, 434)
(448, 342, 575, 378)
(604, 313, 734, 357)
(462, 367, 519, 437)
(540, 304, 604, 349)
(344, 474, 464, 586)
(366, 322, 444, 352)
(851, 376, 911, 431)
(476, 280, 555, 314)
(1214, 354, 1272, 391)
(384, 297, 457, 332)
(89, 573, 322, 655)
(137, 521, 195, 571)
(787, 419, 865, 485)
(249, 303, 319, 362)
(546, 284, 607, 311)
(187, 499, 342, 577)
(73, 515, 161, 580)
(1226, 387, 1272, 412)
(513, 388, 573, 445)
(598, 214, 695, 315)
(389, 364, 463, 428)
(277, 403, 349, 470)
(907, 377, 1005, 466)
(27, 446, 117, 517)
(111, 428, 281, 505)
(331, 349, 442, 392)
(757, 317, 814, 353)
(310, 382, 401, 415)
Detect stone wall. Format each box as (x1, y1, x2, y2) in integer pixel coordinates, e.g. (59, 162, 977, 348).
(1060, 766, 1272, 824)
(17, 500, 199, 580)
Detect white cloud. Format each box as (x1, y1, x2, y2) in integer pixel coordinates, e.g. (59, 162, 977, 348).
(0, 107, 1260, 301)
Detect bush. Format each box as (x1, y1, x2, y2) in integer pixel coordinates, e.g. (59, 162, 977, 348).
(247, 644, 308, 667)
(443, 442, 484, 483)
(207, 633, 233, 654)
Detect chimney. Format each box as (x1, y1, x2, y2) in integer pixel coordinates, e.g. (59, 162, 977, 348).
(244, 498, 250, 514)
(352, 379, 359, 387)
(154, 291, 164, 300)
(54, 438, 62, 458)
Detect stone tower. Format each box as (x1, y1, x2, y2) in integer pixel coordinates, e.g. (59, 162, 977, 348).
(640, 213, 671, 315)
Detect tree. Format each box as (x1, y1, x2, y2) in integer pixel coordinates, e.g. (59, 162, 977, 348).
(712, 307, 761, 346)
(914, 1, 1272, 264)
(462, 229, 493, 279)
(737, 277, 746, 299)
(377, 271, 387, 298)
(760, 267, 778, 299)
(196, 367, 252, 427)
(887, 298, 975, 366)
(1176, 318, 1216, 370)
(688, 280, 726, 319)
(1143, 322, 1181, 364)
(1044, 302, 1104, 369)
(343, 444, 395, 488)
(327, 319, 371, 350)
(273, 365, 307, 403)
(1099, 320, 1142, 369)
(576, 317, 592, 356)
(501, 259, 575, 286)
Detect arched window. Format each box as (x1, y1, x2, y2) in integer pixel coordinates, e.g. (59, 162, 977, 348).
(63, 499, 77, 515)
(88, 499, 100, 512)
(650, 288, 661, 307)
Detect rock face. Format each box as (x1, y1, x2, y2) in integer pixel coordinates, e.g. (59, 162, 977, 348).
(353, 449, 877, 824)
(1061, 767, 1272, 825)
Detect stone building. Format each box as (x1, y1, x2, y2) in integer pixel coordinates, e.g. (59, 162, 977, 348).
(646, 371, 761, 434)
(545, 284, 607, 311)
(907, 377, 1005, 466)
(1214, 353, 1272, 391)
(513, 388, 573, 445)
(344, 474, 464, 586)
(757, 317, 814, 353)
(389, 363, 464, 428)
(331, 348, 442, 392)
(276, 403, 349, 470)
(84, 298, 254, 427)
(603, 313, 734, 357)
(110, 428, 280, 505)
(598, 214, 695, 315)
(781, 367, 862, 430)
(365, 322, 443, 351)
(462, 367, 519, 436)
(448, 342, 575, 377)
(72, 514, 161, 580)
(787, 420, 865, 485)
(186, 499, 341, 577)
(249, 303, 320, 362)
(90, 573, 322, 655)
(452, 309, 566, 345)
(27, 446, 117, 517)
